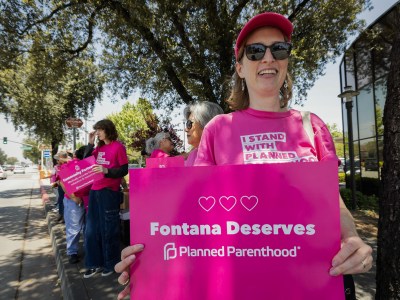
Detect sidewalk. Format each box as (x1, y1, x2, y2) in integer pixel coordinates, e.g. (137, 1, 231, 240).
(0, 176, 61, 300)
(40, 179, 126, 300)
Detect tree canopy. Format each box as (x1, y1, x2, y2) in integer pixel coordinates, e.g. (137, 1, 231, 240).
(0, 148, 7, 165)
(1, 0, 371, 120)
(21, 137, 41, 163)
(107, 98, 183, 162)
(1, 0, 104, 150)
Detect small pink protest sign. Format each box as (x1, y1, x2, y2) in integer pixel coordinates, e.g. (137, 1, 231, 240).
(146, 156, 185, 168)
(58, 156, 103, 195)
(129, 161, 343, 300)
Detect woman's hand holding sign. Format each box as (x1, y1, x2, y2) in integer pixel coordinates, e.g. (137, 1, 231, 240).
(92, 165, 108, 174)
(330, 202, 373, 276)
(115, 244, 144, 300)
(330, 236, 373, 276)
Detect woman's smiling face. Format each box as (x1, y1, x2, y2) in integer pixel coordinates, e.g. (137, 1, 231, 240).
(236, 27, 288, 101)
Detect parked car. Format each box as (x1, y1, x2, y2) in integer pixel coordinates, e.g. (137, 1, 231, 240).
(345, 160, 361, 175)
(365, 158, 379, 171)
(2, 165, 15, 172)
(338, 157, 345, 172)
(0, 166, 7, 179)
(13, 165, 26, 174)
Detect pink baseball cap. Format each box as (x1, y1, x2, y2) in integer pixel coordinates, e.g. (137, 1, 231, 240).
(234, 12, 293, 60)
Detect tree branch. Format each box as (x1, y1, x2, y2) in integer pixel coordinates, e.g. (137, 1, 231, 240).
(107, 0, 194, 104)
(288, 0, 313, 22)
(231, 0, 250, 21)
(169, 11, 217, 103)
(64, 6, 101, 55)
(19, 1, 82, 35)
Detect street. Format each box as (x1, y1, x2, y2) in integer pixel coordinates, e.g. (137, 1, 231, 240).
(0, 170, 61, 300)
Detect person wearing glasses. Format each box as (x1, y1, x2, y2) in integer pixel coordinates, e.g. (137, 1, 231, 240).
(195, 11, 372, 299)
(183, 101, 224, 166)
(145, 132, 174, 158)
(114, 12, 372, 299)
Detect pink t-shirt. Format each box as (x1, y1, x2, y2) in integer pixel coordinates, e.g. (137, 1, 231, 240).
(54, 164, 61, 181)
(184, 148, 198, 167)
(195, 108, 338, 166)
(150, 149, 170, 158)
(91, 140, 129, 191)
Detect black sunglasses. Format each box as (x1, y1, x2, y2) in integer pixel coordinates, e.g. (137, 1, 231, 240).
(245, 42, 292, 61)
(185, 119, 194, 130)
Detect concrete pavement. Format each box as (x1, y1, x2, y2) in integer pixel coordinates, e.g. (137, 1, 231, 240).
(0, 175, 61, 300)
(40, 178, 124, 300)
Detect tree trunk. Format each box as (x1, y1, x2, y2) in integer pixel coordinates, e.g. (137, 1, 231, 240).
(375, 8, 400, 299)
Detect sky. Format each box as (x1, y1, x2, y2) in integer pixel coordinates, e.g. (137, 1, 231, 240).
(0, 0, 397, 162)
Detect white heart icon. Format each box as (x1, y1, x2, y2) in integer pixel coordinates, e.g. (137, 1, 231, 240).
(198, 196, 216, 212)
(219, 196, 237, 211)
(240, 196, 258, 211)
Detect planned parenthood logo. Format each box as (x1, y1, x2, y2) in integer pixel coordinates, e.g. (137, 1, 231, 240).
(164, 243, 177, 261)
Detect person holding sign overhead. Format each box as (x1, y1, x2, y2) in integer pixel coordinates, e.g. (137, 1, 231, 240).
(115, 12, 372, 299)
(83, 119, 129, 278)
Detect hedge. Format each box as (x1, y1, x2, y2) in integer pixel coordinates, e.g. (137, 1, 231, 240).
(339, 188, 379, 211)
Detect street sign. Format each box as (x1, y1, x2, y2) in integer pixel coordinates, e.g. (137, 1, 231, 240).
(21, 146, 33, 150)
(65, 117, 84, 128)
(43, 150, 51, 158)
(39, 144, 52, 150)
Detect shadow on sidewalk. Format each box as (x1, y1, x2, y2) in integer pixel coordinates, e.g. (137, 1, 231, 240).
(42, 183, 126, 300)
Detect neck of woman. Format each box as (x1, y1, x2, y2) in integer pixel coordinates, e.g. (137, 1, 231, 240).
(248, 96, 285, 112)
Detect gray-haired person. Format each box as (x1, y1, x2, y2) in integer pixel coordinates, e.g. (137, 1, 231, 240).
(145, 132, 174, 158)
(183, 101, 224, 166)
(114, 101, 224, 299)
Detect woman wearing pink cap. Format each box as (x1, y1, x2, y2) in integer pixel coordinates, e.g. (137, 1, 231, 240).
(115, 12, 372, 299)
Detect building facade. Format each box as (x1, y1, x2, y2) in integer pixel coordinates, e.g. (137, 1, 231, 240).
(339, 3, 398, 194)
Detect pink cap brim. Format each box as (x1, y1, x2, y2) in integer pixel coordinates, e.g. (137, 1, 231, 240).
(234, 12, 293, 60)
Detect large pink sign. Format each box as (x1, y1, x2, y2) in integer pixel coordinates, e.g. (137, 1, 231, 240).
(58, 156, 103, 195)
(130, 161, 344, 300)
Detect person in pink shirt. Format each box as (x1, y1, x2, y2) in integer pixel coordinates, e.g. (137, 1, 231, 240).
(58, 148, 86, 265)
(115, 12, 372, 299)
(145, 132, 174, 158)
(83, 119, 129, 279)
(183, 101, 224, 166)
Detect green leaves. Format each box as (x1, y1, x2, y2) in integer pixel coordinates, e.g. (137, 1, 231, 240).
(1, 0, 371, 145)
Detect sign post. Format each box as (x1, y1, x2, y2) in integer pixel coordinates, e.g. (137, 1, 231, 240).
(65, 118, 84, 151)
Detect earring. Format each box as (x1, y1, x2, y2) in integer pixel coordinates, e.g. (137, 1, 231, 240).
(284, 80, 288, 90)
(280, 80, 288, 108)
(242, 79, 246, 92)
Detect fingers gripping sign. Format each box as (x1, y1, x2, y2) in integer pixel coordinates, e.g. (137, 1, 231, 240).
(115, 244, 145, 300)
(92, 164, 108, 174)
(330, 236, 373, 276)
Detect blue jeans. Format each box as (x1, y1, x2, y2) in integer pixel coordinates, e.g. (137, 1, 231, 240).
(63, 197, 85, 255)
(84, 189, 121, 271)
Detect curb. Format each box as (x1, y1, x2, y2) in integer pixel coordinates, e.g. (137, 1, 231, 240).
(40, 180, 89, 300)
